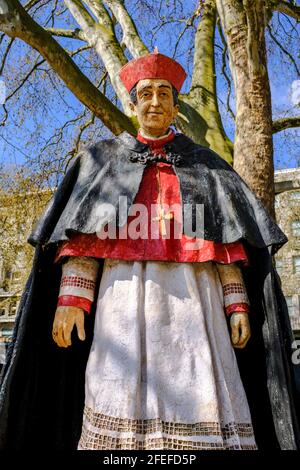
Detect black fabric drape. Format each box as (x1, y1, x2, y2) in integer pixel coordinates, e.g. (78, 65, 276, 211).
(235, 245, 300, 450)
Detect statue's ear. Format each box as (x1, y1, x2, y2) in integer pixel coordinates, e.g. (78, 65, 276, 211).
(173, 104, 180, 118)
(129, 101, 137, 116)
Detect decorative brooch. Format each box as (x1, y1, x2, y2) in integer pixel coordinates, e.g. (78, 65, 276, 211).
(129, 151, 182, 166)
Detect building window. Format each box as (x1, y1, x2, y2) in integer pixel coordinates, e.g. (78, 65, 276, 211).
(293, 256, 300, 274)
(285, 296, 295, 317)
(291, 221, 300, 237)
(275, 259, 283, 276)
(0, 308, 6, 317)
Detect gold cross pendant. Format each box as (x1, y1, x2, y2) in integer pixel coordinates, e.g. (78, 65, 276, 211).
(152, 206, 174, 237)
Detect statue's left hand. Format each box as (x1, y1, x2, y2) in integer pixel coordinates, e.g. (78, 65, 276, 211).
(230, 312, 251, 349)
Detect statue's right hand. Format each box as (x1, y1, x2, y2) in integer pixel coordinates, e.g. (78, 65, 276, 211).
(52, 306, 85, 348)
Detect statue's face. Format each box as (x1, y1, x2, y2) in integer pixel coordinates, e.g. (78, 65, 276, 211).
(129, 78, 179, 137)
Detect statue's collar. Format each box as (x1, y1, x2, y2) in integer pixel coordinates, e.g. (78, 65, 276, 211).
(117, 131, 195, 154)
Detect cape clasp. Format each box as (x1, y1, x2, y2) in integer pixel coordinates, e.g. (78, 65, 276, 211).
(129, 151, 182, 166)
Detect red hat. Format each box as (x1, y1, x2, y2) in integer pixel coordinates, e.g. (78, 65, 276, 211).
(119, 50, 187, 93)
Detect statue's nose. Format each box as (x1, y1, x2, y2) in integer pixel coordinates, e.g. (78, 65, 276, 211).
(150, 93, 160, 106)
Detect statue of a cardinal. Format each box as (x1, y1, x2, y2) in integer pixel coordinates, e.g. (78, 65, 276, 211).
(0, 52, 299, 450)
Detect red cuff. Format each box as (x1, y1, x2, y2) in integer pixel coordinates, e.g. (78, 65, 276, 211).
(57, 295, 92, 314)
(225, 303, 250, 316)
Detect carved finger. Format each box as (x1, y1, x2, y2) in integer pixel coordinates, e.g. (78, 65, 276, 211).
(52, 327, 58, 345)
(240, 324, 250, 343)
(57, 325, 67, 348)
(63, 321, 73, 347)
(231, 324, 240, 346)
(237, 331, 251, 349)
(75, 313, 86, 342)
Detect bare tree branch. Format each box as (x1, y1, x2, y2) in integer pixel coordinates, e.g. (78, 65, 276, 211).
(184, 0, 233, 161)
(276, 10, 299, 40)
(83, 0, 113, 27)
(50, 0, 59, 27)
(272, 0, 300, 20)
(24, 0, 45, 10)
(282, 12, 300, 37)
(2, 43, 90, 127)
(0, 0, 135, 135)
(217, 17, 235, 120)
(45, 27, 86, 40)
(273, 116, 300, 133)
(191, 1, 213, 92)
(0, 37, 15, 75)
(64, 0, 96, 29)
(35, 70, 108, 172)
(66, 112, 96, 165)
(103, 0, 149, 57)
(65, 0, 131, 112)
(69, 43, 91, 56)
(267, 24, 300, 76)
(0, 104, 8, 127)
(39, 112, 86, 157)
(6, 58, 45, 101)
(27, 0, 53, 17)
(172, 14, 197, 59)
(0, 134, 31, 158)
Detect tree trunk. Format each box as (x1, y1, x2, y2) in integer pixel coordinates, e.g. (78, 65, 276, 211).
(178, 0, 233, 163)
(216, 0, 275, 216)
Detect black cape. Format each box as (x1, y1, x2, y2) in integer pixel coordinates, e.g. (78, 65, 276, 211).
(0, 132, 299, 450)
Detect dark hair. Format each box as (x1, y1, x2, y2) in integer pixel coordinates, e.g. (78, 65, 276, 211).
(129, 84, 179, 106)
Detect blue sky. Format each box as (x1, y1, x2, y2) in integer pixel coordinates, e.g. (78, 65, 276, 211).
(0, 0, 299, 176)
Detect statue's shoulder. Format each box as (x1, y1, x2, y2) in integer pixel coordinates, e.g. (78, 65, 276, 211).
(75, 135, 124, 169)
(80, 131, 148, 159)
(81, 135, 122, 155)
(174, 133, 233, 172)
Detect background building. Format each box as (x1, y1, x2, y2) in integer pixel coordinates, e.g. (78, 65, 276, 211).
(275, 168, 300, 336)
(0, 189, 51, 363)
